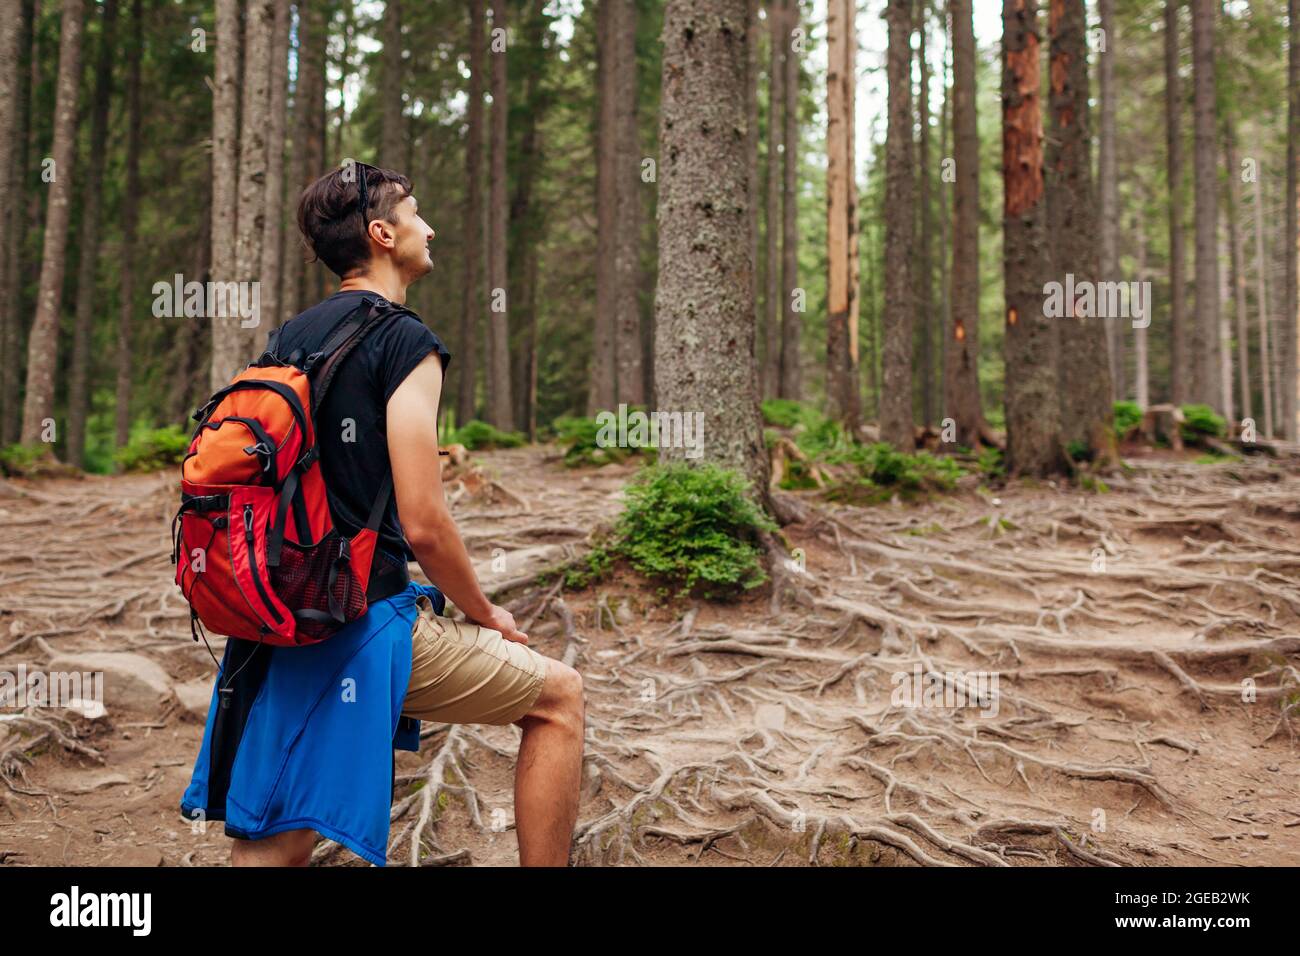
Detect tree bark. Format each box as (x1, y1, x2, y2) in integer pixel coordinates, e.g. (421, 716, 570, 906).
(1222, 114, 1251, 426)
(20, 0, 84, 447)
(1097, 0, 1121, 401)
(508, 0, 548, 435)
(916, 4, 933, 429)
(229, 0, 274, 373)
(1191, 0, 1220, 408)
(763, 0, 785, 398)
(614, 0, 644, 405)
(209, 0, 242, 390)
(66, 0, 118, 467)
(113, 0, 142, 454)
(778, 0, 801, 400)
(587, 0, 617, 414)
(1, 0, 34, 446)
(1287, 0, 1299, 440)
(1165, 0, 1188, 406)
(1002, 0, 1064, 476)
(1134, 207, 1150, 408)
(381, 0, 403, 168)
(0, 0, 23, 448)
(881, 0, 914, 450)
(945, 0, 983, 447)
(1047, 0, 1114, 462)
(826, 0, 858, 431)
(655, 0, 769, 500)
(258, 0, 290, 354)
(458, 0, 485, 426)
(486, 1, 513, 429)
(1252, 137, 1274, 436)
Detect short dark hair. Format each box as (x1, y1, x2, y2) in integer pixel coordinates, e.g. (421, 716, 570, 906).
(296, 163, 413, 278)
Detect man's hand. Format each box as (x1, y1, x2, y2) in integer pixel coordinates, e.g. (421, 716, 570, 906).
(473, 603, 530, 645)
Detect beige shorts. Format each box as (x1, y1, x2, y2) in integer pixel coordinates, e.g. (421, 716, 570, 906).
(401, 593, 548, 725)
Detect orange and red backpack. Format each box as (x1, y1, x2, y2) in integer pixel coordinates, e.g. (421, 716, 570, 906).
(172, 295, 401, 650)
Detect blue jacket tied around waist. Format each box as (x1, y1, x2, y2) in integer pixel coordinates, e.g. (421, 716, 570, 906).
(180, 582, 444, 866)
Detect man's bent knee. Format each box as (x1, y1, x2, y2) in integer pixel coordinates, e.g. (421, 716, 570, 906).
(514, 659, 584, 731)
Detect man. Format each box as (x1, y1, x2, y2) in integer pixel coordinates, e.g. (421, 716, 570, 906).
(179, 162, 584, 867)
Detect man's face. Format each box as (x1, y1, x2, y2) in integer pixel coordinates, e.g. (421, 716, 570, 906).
(383, 193, 435, 281)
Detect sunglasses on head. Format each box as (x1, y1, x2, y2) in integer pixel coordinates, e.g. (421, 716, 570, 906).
(346, 160, 376, 230)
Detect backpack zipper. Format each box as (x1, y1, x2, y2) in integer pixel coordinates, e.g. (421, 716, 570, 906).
(240, 504, 285, 626)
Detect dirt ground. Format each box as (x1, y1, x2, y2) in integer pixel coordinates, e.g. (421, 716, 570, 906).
(1, 445, 1298, 867)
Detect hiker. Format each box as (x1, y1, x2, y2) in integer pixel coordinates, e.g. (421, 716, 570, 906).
(179, 162, 585, 867)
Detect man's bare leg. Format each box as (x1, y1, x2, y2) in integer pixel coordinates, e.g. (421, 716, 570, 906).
(230, 828, 318, 866)
(512, 659, 585, 866)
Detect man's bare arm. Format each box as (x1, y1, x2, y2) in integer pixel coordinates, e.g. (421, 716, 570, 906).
(385, 352, 529, 643)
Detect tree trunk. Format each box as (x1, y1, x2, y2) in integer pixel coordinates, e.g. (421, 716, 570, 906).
(826, 0, 858, 430)
(1098, 0, 1121, 401)
(587, 0, 616, 414)
(229, 0, 274, 373)
(655, 0, 769, 499)
(486, 1, 513, 430)
(258, 0, 290, 355)
(508, 0, 548, 435)
(20, 0, 84, 447)
(937, 6, 951, 425)
(2, 0, 34, 446)
(614, 0, 644, 405)
(333, 0, 353, 164)
(881, 0, 914, 451)
(763, 0, 785, 398)
(0, 0, 23, 448)
(1252, 137, 1274, 437)
(945, 0, 983, 447)
(916, 4, 933, 429)
(846, 0, 860, 427)
(1002, 0, 1064, 476)
(1134, 208, 1150, 408)
(1287, 0, 1300, 440)
(1047, 0, 1114, 462)
(209, 0, 242, 389)
(745, 0, 759, 369)
(1165, 0, 1188, 406)
(778, 0, 801, 400)
(1222, 115, 1251, 426)
(66, 0, 118, 467)
(458, 0, 485, 426)
(381, 0, 403, 168)
(1191, 0, 1220, 408)
(113, 0, 142, 454)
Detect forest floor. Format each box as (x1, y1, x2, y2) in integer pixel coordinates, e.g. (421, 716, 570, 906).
(1, 443, 1299, 867)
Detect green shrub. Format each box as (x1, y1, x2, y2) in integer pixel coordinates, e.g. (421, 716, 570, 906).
(760, 399, 824, 431)
(567, 462, 778, 600)
(1113, 400, 1143, 439)
(0, 443, 54, 477)
(444, 419, 526, 450)
(796, 417, 854, 458)
(552, 415, 651, 467)
(1180, 403, 1227, 441)
(839, 442, 964, 491)
(976, 446, 1005, 479)
(113, 425, 191, 472)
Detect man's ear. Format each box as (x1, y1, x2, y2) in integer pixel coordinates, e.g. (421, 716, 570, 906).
(367, 218, 397, 250)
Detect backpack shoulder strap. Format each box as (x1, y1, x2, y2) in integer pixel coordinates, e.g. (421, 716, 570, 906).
(303, 295, 402, 418)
